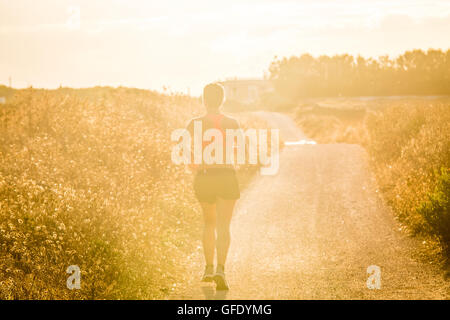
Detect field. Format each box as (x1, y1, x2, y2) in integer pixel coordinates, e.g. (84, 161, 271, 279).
(294, 97, 450, 265)
(0, 87, 268, 299)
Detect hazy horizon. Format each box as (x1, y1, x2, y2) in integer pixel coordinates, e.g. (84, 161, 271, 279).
(1, 0, 450, 95)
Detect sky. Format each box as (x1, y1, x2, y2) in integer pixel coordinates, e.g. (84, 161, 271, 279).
(1, 0, 450, 95)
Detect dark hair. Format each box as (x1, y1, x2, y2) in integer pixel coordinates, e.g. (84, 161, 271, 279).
(203, 83, 224, 111)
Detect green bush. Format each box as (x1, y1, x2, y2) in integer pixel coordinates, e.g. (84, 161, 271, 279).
(418, 168, 450, 258)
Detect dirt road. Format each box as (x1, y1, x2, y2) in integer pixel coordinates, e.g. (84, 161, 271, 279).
(172, 112, 449, 300)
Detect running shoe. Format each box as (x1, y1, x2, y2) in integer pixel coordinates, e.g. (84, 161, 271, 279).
(213, 265, 229, 290)
(201, 265, 214, 282)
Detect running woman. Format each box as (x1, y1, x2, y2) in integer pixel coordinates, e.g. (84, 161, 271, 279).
(186, 83, 241, 290)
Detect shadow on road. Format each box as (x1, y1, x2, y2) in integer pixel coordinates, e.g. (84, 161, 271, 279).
(201, 285, 228, 300)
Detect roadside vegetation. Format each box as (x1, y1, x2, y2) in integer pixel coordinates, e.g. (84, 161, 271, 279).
(294, 98, 450, 266)
(0, 87, 268, 299)
(261, 49, 450, 268)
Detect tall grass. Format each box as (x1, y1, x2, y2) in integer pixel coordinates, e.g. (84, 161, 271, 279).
(0, 87, 266, 299)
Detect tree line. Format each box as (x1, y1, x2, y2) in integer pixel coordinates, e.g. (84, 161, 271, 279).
(268, 49, 450, 100)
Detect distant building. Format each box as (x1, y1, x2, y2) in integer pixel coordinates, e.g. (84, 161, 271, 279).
(218, 79, 273, 105)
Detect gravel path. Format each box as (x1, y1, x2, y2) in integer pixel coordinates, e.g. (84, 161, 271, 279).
(172, 112, 449, 300)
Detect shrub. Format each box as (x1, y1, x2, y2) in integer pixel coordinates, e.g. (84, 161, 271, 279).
(418, 168, 450, 258)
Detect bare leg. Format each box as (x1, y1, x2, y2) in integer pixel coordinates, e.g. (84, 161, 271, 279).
(216, 198, 236, 266)
(200, 202, 216, 266)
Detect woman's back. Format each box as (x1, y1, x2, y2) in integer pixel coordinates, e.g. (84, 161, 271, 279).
(186, 113, 240, 169)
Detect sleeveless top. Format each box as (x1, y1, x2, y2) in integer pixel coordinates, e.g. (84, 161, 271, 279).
(189, 113, 235, 170)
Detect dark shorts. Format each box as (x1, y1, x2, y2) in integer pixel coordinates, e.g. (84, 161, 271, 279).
(194, 168, 240, 204)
